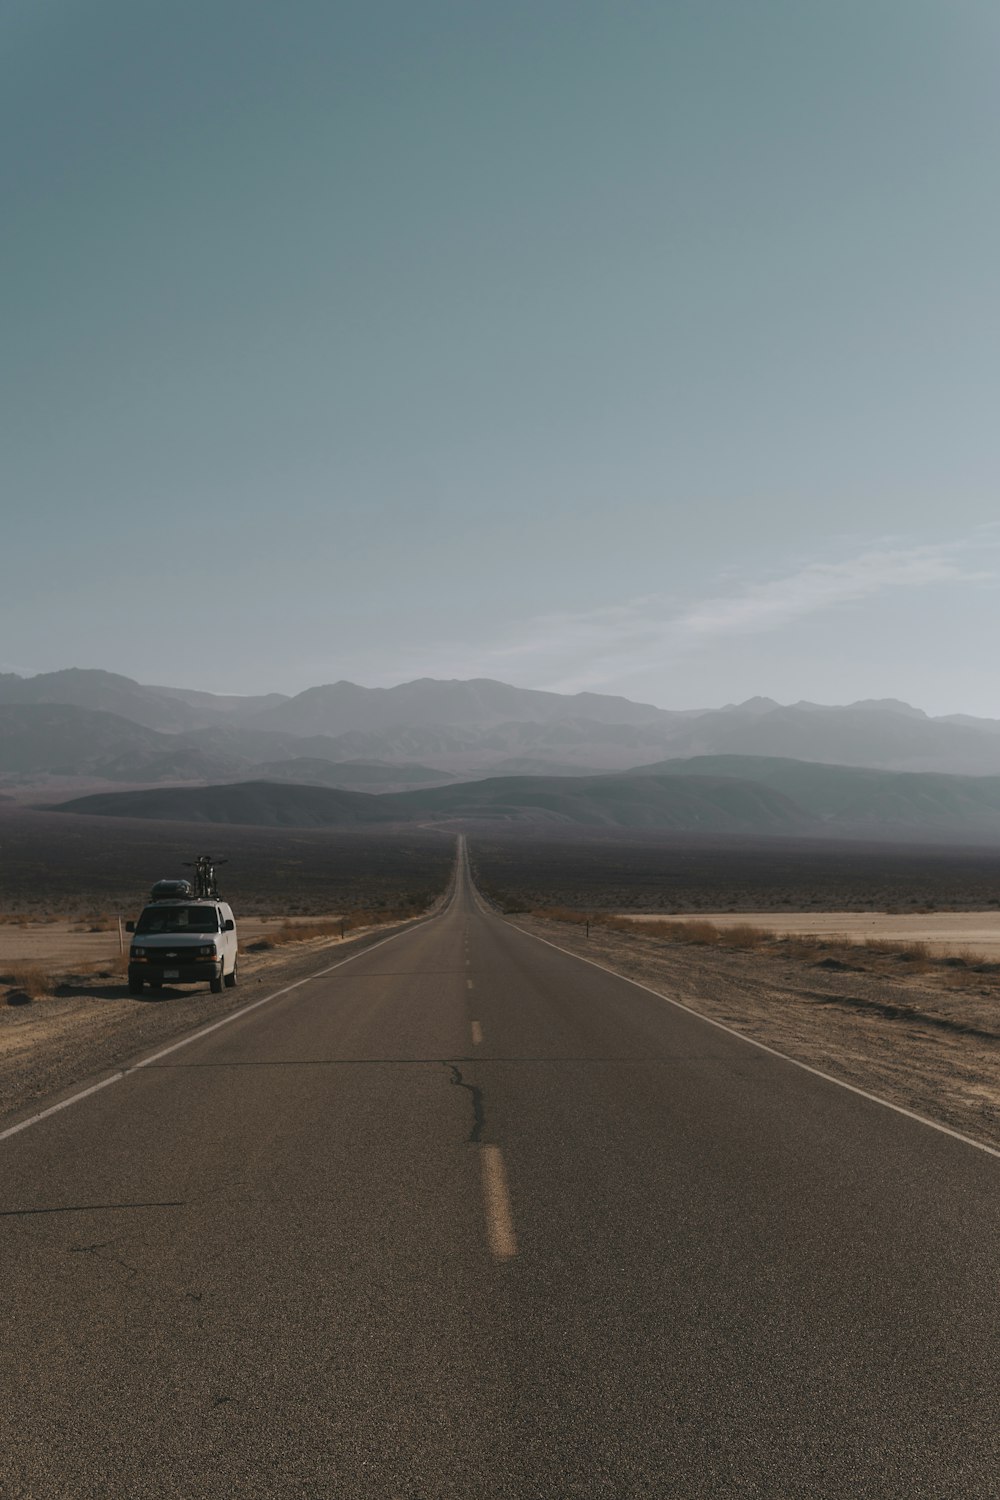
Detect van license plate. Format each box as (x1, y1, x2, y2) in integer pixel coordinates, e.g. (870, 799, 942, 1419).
(164, 969, 179, 979)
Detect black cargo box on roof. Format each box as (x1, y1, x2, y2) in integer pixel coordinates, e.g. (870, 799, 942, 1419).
(150, 879, 194, 902)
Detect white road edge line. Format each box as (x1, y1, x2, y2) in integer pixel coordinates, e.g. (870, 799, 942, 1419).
(0, 898, 454, 1148)
(492, 909, 1000, 1164)
(480, 1144, 517, 1260)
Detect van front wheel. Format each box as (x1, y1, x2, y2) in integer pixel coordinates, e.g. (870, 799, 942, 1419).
(224, 963, 237, 989)
(210, 970, 224, 994)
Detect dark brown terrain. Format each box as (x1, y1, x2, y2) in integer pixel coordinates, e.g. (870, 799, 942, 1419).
(0, 804, 453, 917)
(469, 829, 1000, 913)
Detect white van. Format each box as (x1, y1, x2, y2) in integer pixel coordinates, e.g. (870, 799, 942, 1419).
(126, 898, 238, 995)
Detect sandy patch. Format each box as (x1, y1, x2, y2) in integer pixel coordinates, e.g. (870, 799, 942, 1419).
(621, 910, 1000, 959)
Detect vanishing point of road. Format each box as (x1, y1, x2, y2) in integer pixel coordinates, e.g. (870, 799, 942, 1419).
(2, 839, 998, 1497)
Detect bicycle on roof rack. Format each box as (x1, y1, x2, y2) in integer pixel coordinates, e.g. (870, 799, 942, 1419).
(183, 854, 228, 901)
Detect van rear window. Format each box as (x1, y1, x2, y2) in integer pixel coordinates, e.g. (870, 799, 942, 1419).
(135, 906, 220, 935)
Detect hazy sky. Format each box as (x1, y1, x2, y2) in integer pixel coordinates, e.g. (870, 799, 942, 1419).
(4, 0, 999, 713)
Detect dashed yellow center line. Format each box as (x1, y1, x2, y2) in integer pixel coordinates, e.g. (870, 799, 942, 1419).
(466, 978, 474, 991)
(470, 1020, 482, 1046)
(480, 1145, 517, 1261)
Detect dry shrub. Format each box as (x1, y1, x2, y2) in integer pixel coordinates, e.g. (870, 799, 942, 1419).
(533, 907, 594, 926)
(87, 951, 128, 979)
(862, 937, 931, 961)
(68, 912, 116, 933)
(716, 923, 770, 950)
(254, 907, 422, 950)
(780, 936, 823, 962)
(894, 941, 933, 972)
(607, 916, 724, 946)
(853, 936, 932, 973)
(940, 965, 982, 990)
(673, 920, 721, 945)
(2, 962, 52, 999)
(270, 919, 343, 945)
(541, 912, 778, 951)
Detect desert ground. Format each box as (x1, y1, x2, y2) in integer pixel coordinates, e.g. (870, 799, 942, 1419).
(0, 803, 453, 916)
(470, 829, 1000, 912)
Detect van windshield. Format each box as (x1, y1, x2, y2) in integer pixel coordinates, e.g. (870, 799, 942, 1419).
(136, 905, 220, 935)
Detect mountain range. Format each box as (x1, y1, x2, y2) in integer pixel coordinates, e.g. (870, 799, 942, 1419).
(5, 669, 1000, 786)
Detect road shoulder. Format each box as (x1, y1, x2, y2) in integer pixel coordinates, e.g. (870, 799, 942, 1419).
(506, 914, 1000, 1152)
(0, 917, 430, 1130)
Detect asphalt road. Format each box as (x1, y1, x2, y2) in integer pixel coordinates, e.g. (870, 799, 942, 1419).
(2, 839, 999, 1498)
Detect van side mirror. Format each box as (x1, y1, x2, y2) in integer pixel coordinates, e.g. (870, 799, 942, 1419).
(224, 919, 235, 931)
(125, 920, 135, 933)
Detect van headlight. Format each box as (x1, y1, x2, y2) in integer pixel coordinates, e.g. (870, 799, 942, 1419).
(130, 947, 147, 960)
(195, 945, 218, 959)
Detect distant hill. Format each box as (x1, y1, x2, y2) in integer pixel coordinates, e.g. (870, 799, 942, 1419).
(55, 771, 809, 835)
(626, 754, 1000, 838)
(0, 670, 207, 733)
(0, 708, 457, 787)
(0, 704, 164, 773)
(170, 725, 355, 764)
(303, 717, 686, 773)
(95, 745, 253, 783)
(142, 684, 289, 720)
(384, 773, 810, 832)
(53, 781, 399, 827)
(652, 701, 1000, 776)
(478, 756, 606, 777)
(51, 758, 1000, 841)
(0, 705, 256, 782)
(0, 670, 290, 733)
(248, 759, 456, 790)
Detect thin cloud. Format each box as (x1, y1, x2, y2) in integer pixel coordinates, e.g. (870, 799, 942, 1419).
(674, 543, 993, 641)
(413, 536, 998, 696)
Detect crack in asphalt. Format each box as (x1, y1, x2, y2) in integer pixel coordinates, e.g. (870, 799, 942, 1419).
(448, 1064, 485, 1144)
(69, 1240, 140, 1280)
